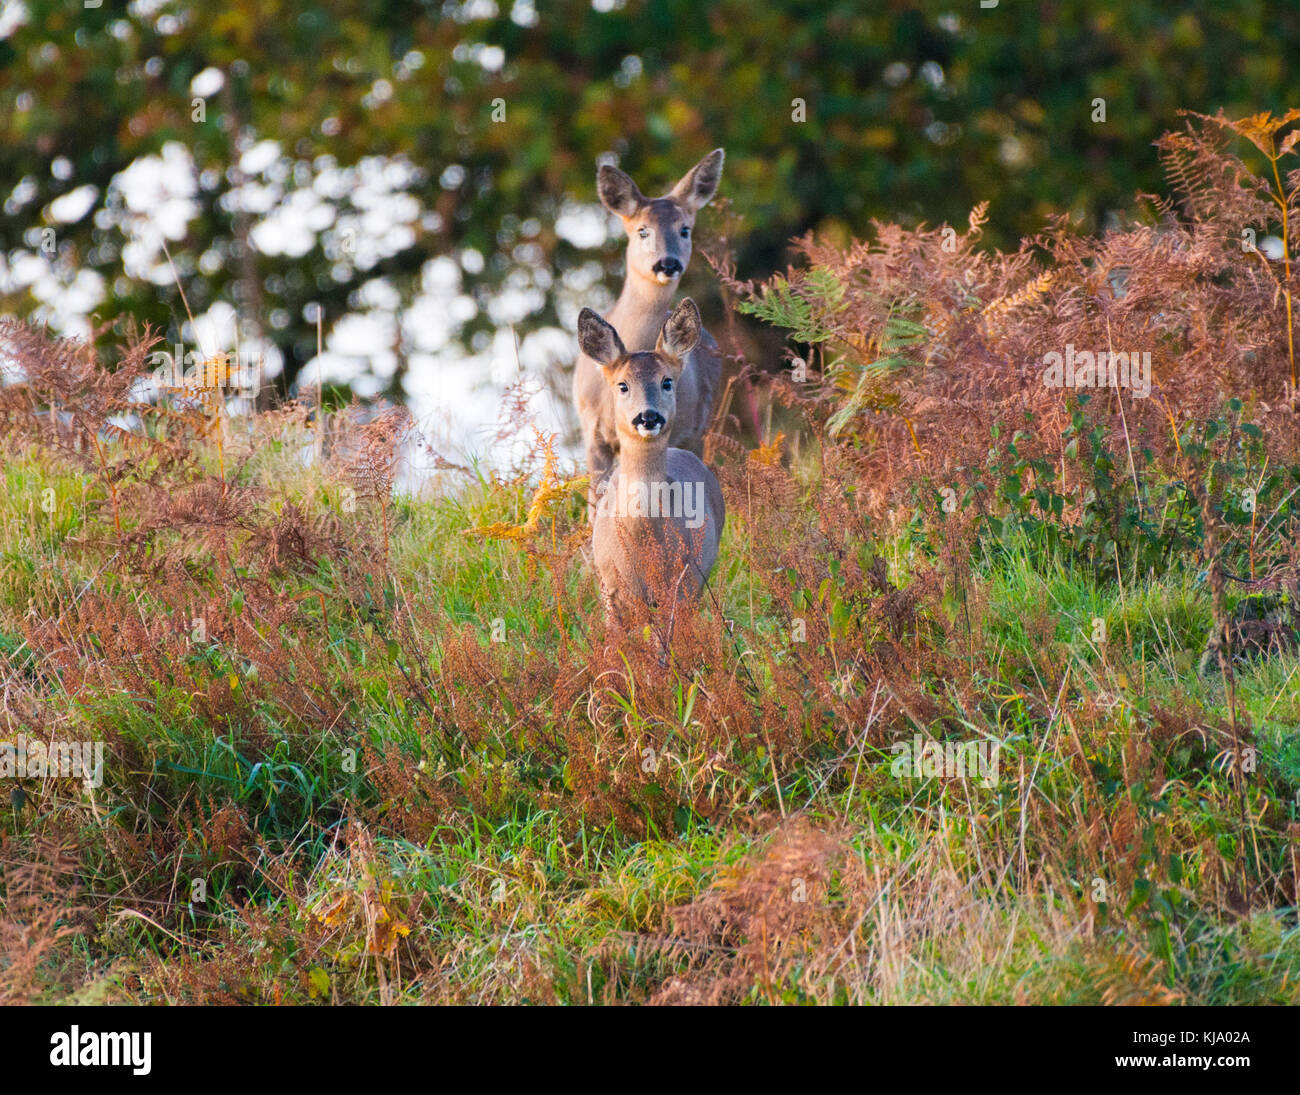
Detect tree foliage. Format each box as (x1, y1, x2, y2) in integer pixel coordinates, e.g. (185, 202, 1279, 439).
(3, 0, 1299, 396)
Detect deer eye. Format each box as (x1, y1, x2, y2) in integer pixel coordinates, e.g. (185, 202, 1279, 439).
(637, 227, 649, 239)
(680, 226, 690, 238)
(618, 382, 629, 393)
(662, 377, 673, 391)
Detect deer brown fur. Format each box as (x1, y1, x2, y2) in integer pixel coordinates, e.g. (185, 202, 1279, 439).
(573, 150, 724, 497)
(578, 298, 725, 619)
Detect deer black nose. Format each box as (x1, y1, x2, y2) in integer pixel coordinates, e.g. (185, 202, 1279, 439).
(651, 257, 683, 277)
(632, 410, 665, 430)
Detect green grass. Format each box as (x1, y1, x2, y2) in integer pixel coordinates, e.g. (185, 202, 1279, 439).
(2, 427, 1298, 1006)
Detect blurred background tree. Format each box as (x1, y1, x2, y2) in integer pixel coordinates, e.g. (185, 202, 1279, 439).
(3, 0, 1299, 411)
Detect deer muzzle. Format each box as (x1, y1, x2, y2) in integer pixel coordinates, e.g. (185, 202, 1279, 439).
(631, 410, 666, 438)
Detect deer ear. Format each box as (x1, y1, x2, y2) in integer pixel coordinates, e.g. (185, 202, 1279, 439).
(668, 149, 724, 214)
(656, 298, 701, 362)
(578, 308, 626, 368)
(597, 164, 645, 219)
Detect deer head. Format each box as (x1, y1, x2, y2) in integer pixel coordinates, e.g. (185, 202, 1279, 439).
(577, 298, 702, 444)
(596, 150, 724, 288)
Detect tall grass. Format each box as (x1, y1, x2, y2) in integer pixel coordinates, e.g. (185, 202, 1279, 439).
(1, 111, 1299, 1005)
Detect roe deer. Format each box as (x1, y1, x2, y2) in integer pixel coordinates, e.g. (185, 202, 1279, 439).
(574, 149, 724, 497)
(578, 298, 725, 620)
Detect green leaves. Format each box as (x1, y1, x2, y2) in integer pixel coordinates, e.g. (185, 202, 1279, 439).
(736, 268, 848, 344)
(741, 271, 926, 442)
(825, 315, 927, 439)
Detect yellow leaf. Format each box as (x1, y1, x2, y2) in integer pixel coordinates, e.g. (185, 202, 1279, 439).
(464, 431, 587, 544)
(748, 433, 786, 467)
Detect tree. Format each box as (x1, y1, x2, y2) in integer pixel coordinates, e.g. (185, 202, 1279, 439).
(3, 0, 1298, 398)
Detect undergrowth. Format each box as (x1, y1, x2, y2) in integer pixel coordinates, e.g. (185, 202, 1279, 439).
(1, 110, 1299, 1005)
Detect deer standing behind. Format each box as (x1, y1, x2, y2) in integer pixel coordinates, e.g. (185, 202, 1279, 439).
(573, 149, 724, 497)
(578, 299, 725, 620)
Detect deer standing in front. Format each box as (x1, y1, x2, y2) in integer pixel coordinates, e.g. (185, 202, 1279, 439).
(573, 149, 724, 499)
(578, 298, 725, 621)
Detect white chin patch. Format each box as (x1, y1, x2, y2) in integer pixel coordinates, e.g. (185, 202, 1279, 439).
(635, 423, 663, 439)
(655, 271, 676, 285)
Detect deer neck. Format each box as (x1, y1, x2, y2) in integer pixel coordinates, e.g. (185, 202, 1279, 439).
(615, 435, 670, 495)
(607, 270, 677, 351)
